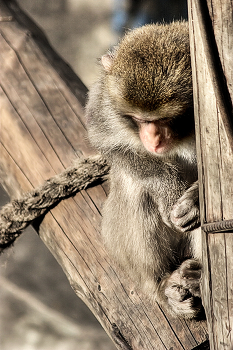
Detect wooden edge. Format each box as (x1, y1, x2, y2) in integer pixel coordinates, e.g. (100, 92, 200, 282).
(1, 0, 88, 107)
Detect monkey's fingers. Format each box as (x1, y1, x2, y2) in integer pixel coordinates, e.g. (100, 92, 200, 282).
(173, 214, 200, 232)
(171, 201, 200, 232)
(172, 196, 198, 217)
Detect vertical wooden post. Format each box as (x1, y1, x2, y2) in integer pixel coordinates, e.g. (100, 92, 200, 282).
(188, 1, 233, 349)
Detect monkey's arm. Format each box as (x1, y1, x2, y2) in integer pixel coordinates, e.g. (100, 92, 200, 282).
(170, 181, 200, 232)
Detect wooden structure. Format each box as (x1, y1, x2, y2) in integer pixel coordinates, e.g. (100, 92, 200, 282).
(188, 1, 233, 349)
(0, 0, 219, 349)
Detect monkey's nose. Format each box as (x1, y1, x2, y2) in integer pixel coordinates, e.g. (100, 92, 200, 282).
(141, 122, 161, 141)
(139, 122, 163, 152)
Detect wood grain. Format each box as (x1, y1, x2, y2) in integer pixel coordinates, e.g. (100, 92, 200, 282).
(0, 0, 208, 349)
(188, 1, 233, 349)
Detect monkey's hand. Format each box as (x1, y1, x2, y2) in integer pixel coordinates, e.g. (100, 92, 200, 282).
(164, 259, 202, 318)
(170, 181, 200, 232)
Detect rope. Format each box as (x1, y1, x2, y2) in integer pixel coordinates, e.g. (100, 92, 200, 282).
(0, 155, 110, 253)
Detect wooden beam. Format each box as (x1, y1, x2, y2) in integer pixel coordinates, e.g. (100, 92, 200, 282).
(0, 0, 208, 349)
(188, 1, 233, 349)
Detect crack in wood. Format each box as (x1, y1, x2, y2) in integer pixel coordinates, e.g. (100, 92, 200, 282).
(191, 339, 210, 350)
(112, 323, 133, 350)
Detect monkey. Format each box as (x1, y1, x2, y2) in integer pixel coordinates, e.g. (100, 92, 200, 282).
(85, 21, 202, 318)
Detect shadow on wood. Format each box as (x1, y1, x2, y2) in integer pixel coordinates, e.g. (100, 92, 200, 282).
(0, 0, 209, 349)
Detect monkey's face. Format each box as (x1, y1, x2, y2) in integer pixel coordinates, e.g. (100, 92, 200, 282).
(131, 116, 173, 154)
(121, 108, 195, 156)
(100, 71, 195, 157)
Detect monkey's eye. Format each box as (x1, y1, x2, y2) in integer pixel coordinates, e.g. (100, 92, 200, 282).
(132, 117, 144, 124)
(121, 115, 141, 131)
(122, 115, 150, 130)
(129, 116, 148, 124)
(122, 114, 137, 120)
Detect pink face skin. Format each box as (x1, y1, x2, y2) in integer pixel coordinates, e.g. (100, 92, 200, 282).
(132, 116, 173, 154)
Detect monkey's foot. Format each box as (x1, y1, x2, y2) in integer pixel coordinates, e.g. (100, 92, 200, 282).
(164, 259, 202, 318)
(171, 186, 200, 232)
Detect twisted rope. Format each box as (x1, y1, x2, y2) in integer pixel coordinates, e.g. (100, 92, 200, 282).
(0, 155, 110, 253)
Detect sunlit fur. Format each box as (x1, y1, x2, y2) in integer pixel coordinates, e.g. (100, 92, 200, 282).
(86, 22, 202, 318)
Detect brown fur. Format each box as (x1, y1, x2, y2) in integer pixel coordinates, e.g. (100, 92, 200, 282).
(109, 22, 192, 111)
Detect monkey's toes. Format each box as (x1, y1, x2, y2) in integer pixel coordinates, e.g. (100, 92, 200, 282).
(179, 259, 201, 276)
(165, 259, 201, 300)
(163, 259, 202, 317)
(179, 259, 202, 297)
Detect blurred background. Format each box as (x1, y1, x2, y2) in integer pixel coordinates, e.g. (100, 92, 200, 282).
(0, 0, 187, 349)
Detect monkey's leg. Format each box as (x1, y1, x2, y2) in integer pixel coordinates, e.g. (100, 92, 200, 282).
(161, 259, 202, 318)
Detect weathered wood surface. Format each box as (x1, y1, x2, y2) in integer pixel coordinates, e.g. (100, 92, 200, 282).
(0, 1, 209, 349)
(188, 1, 233, 349)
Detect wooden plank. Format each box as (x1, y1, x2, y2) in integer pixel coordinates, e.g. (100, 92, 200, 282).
(208, 233, 229, 349)
(188, 1, 233, 349)
(0, 0, 208, 349)
(206, 0, 233, 102)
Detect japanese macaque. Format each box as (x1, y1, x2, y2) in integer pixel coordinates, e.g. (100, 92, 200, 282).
(86, 22, 202, 318)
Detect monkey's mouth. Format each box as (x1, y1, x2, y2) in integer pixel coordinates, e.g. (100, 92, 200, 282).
(148, 142, 171, 154)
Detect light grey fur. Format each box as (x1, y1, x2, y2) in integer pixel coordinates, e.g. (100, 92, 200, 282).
(86, 22, 202, 318)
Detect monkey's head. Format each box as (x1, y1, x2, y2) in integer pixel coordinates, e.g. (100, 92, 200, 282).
(87, 22, 195, 158)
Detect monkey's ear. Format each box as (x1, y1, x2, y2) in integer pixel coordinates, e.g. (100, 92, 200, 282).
(101, 54, 113, 71)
